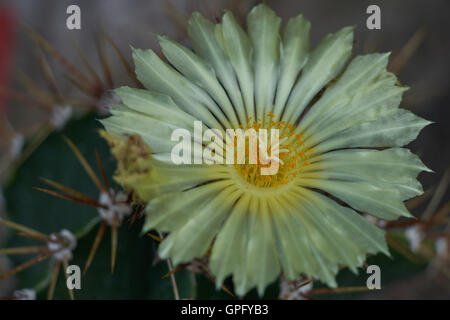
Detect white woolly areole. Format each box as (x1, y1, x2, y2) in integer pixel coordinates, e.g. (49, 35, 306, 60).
(435, 237, 448, 259)
(47, 229, 77, 261)
(50, 105, 72, 130)
(405, 225, 424, 253)
(10, 134, 24, 160)
(96, 91, 121, 116)
(279, 279, 313, 300)
(364, 214, 387, 228)
(98, 190, 132, 225)
(378, 220, 387, 228)
(13, 288, 36, 300)
(364, 214, 378, 225)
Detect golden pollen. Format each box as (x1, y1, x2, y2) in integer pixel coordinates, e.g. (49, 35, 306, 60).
(234, 112, 312, 188)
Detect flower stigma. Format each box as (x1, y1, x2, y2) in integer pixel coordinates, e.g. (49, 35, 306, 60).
(233, 112, 312, 188)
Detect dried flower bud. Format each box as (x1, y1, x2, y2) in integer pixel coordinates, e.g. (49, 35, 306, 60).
(99, 130, 153, 197)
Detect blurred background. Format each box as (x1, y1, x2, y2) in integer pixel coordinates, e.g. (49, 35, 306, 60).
(0, 0, 449, 299)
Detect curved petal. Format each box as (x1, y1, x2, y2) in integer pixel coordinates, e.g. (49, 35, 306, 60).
(143, 179, 235, 233)
(244, 196, 281, 296)
(132, 47, 225, 131)
(188, 12, 246, 124)
(219, 11, 255, 121)
(268, 196, 317, 280)
(112, 86, 198, 135)
(300, 188, 389, 256)
(296, 178, 411, 220)
(247, 4, 281, 121)
(309, 245, 339, 287)
(158, 185, 243, 265)
(210, 193, 252, 290)
(284, 189, 363, 272)
(314, 108, 431, 153)
(299, 54, 390, 131)
(278, 191, 339, 286)
(158, 36, 239, 128)
(273, 14, 310, 119)
(303, 148, 431, 199)
(101, 106, 182, 153)
(132, 161, 231, 201)
(114, 86, 189, 121)
(281, 26, 353, 124)
(299, 54, 408, 146)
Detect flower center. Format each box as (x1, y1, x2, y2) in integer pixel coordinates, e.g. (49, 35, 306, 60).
(234, 112, 312, 188)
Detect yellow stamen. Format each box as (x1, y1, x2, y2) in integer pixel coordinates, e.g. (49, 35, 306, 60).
(234, 113, 312, 188)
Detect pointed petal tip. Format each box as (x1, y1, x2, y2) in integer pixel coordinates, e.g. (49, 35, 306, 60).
(400, 85, 410, 92)
(157, 249, 170, 262)
(257, 287, 265, 298)
(425, 119, 435, 126)
(296, 14, 311, 28)
(333, 25, 355, 44)
(341, 25, 355, 33)
(214, 277, 224, 291)
(222, 9, 233, 18)
(157, 34, 169, 43)
(171, 255, 183, 267)
(251, 2, 276, 14)
(349, 265, 359, 275)
(129, 44, 137, 52)
(403, 210, 416, 219)
(188, 11, 204, 25)
(328, 279, 338, 288)
(384, 247, 394, 259)
(421, 162, 434, 173)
